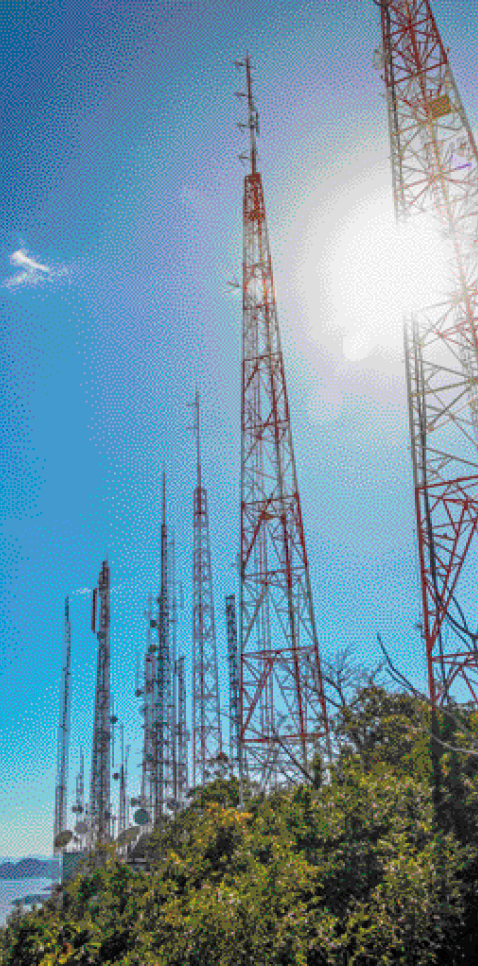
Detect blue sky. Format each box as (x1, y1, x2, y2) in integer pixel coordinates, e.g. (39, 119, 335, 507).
(1, 0, 478, 857)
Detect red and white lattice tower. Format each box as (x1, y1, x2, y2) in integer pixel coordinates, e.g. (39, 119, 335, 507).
(191, 391, 222, 787)
(237, 57, 331, 789)
(376, 0, 478, 708)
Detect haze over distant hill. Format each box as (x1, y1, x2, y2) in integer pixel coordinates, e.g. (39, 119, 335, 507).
(0, 858, 59, 880)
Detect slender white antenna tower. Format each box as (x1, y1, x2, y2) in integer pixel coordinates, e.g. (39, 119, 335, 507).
(53, 597, 72, 853)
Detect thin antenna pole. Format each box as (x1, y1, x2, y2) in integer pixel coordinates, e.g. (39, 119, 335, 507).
(194, 390, 201, 490)
(170, 533, 178, 804)
(245, 55, 258, 176)
(54, 597, 72, 852)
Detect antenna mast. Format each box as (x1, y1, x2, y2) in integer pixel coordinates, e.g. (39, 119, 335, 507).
(72, 748, 86, 850)
(117, 725, 129, 837)
(153, 472, 172, 823)
(176, 654, 188, 805)
(139, 593, 155, 821)
(169, 533, 179, 804)
(375, 0, 478, 710)
(225, 595, 239, 775)
(237, 57, 331, 791)
(89, 560, 112, 850)
(191, 391, 222, 786)
(54, 597, 72, 852)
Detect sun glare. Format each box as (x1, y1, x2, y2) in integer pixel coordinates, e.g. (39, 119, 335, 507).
(302, 188, 453, 362)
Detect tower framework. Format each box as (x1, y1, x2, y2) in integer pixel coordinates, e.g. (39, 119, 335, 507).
(90, 560, 112, 848)
(53, 597, 72, 852)
(169, 535, 179, 804)
(226, 594, 240, 774)
(176, 655, 189, 804)
(117, 725, 129, 837)
(139, 593, 155, 819)
(72, 748, 86, 850)
(237, 58, 331, 788)
(191, 392, 222, 787)
(153, 474, 173, 824)
(377, 0, 478, 708)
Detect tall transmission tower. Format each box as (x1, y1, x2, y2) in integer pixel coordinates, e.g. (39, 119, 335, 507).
(116, 724, 129, 837)
(176, 655, 188, 805)
(191, 391, 223, 787)
(139, 593, 155, 820)
(53, 597, 72, 852)
(89, 560, 112, 849)
(72, 748, 87, 850)
(226, 595, 239, 774)
(169, 534, 178, 804)
(375, 0, 478, 709)
(237, 57, 331, 790)
(152, 472, 173, 824)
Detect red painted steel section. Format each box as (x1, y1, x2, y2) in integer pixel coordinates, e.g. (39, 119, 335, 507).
(378, 0, 478, 708)
(238, 57, 330, 787)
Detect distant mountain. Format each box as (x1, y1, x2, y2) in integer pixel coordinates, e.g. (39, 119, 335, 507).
(0, 858, 60, 880)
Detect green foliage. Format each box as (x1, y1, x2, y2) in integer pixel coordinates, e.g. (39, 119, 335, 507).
(2, 689, 478, 964)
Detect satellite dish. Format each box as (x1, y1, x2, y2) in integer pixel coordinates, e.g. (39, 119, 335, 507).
(75, 821, 88, 835)
(54, 829, 73, 850)
(134, 808, 150, 826)
(117, 826, 140, 845)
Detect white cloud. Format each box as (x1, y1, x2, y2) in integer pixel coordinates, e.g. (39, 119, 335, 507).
(71, 587, 92, 597)
(3, 247, 68, 289)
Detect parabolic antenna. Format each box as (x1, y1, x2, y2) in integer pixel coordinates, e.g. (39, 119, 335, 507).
(75, 821, 88, 835)
(117, 826, 140, 846)
(134, 808, 150, 826)
(54, 830, 73, 850)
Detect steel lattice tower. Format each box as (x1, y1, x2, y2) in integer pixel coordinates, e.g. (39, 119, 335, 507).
(117, 725, 129, 837)
(191, 391, 222, 787)
(153, 473, 172, 824)
(237, 57, 331, 789)
(376, 0, 478, 708)
(72, 748, 86, 850)
(53, 597, 72, 852)
(169, 535, 178, 804)
(139, 593, 155, 819)
(226, 595, 240, 774)
(176, 655, 188, 804)
(90, 560, 112, 848)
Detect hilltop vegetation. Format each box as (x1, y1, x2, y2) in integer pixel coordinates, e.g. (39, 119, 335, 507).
(2, 686, 478, 965)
